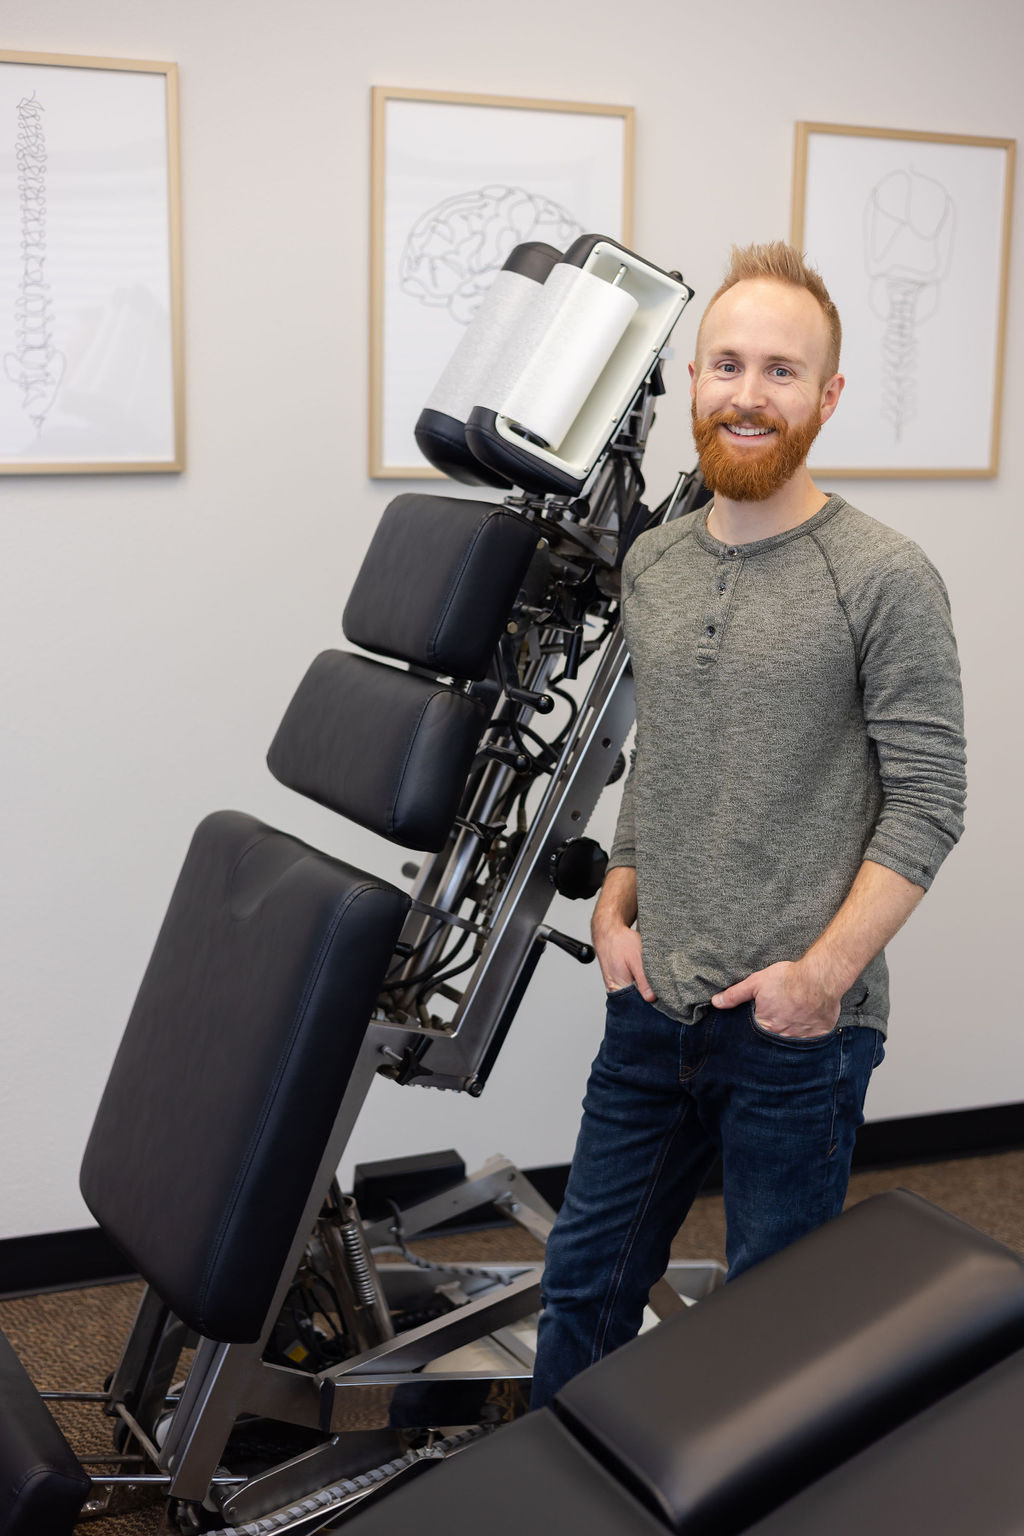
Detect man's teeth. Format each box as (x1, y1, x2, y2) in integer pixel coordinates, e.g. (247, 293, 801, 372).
(727, 425, 773, 436)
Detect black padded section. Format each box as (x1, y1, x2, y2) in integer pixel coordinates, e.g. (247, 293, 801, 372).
(79, 812, 409, 1343)
(338, 1409, 665, 1536)
(0, 1327, 90, 1535)
(464, 408, 587, 498)
(414, 409, 514, 488)
(502, 239, 563, 281)
(267, 652, 488, 851)
(554, 1191, 1024, 1535)
(745, 1347, 1024, 1535)
(343, 494, 539, 679)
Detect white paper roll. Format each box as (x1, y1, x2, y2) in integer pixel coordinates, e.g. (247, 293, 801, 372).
(424, 268, 548, 423)
(501, 271, 638, 449)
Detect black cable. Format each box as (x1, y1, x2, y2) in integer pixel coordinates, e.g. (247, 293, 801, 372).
(382, 917, 448, 981)
(412, 947, 482, 1006)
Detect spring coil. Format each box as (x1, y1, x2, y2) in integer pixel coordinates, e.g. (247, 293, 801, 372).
(337, 1208, 378, 1308)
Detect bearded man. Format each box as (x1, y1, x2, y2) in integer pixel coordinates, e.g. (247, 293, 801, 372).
(530, 242, 966, 1409)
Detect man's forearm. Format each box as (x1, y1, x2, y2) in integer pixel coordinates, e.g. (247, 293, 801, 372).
(799, 858, 925, 999)
(712, 857, 926, 1035)
(592, 863, 639, 938)
(591, 864, 657, 1000)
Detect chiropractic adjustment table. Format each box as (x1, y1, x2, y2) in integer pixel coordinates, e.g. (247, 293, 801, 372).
(2, 234, 1020, 1536)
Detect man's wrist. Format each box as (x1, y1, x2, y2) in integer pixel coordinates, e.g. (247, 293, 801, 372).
(796, 945, 850, 1006)
(591, 908, 633, 944)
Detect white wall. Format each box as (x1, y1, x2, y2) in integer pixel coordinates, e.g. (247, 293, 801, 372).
(1, 0, 1021, 1238)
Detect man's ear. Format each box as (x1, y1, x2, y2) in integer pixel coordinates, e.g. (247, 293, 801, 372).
(688, 360, 696, 395)
(819, 372, 845, 424)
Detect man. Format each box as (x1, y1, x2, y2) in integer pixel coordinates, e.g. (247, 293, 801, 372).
(530, 242, 966, 1409)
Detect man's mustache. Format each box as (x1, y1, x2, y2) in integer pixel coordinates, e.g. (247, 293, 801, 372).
(702, 409, 786, 433)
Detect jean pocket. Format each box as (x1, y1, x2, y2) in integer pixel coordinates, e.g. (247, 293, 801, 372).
(747, 1002, 839, 1048)
(606, 982, 638, 1000)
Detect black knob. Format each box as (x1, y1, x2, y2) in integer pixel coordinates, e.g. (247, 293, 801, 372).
(548, 837, 608, 900)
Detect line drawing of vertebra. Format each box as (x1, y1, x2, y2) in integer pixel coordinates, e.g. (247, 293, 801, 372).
(400, 186, 582, 325)
(864, 166, 955, 442)
(4, 91, 66, 435)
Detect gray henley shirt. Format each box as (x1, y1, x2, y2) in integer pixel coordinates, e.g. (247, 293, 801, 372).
(608, 493, 966, 1035)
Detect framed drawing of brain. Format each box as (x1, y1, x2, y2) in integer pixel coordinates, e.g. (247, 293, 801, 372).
(370, 87, 633, 478)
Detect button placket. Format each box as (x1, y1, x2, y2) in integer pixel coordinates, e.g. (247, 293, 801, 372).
(697, 554, 740, 663)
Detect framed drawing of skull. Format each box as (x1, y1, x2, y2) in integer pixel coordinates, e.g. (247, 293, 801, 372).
(792, 122, 1014, 477)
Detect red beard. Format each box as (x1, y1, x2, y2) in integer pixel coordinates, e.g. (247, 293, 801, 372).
(691, 403, 822, 502)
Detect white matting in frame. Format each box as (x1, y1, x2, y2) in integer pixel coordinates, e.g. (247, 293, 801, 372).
(0, 51, 184, 474)
(792, 122, 1015, 478)
(370, 87, 633, 478)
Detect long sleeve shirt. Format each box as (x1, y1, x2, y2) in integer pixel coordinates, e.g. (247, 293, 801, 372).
(608, 494, 966, 1034)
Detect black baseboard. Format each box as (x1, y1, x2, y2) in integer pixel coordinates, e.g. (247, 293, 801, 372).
(3, 1102, 1020, 1298)
(0, 1227, 136, 1301)
(525, 1100, 1024, 1209)
(853, 1100, 1024, 1168)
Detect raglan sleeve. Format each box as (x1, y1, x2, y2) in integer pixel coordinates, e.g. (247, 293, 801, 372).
(605, 543, 641, 873)
(856, 546, 966, 889)
(607, 743, 637, 871)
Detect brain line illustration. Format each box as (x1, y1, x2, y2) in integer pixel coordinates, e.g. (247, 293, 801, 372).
(400, 186, 583, 325)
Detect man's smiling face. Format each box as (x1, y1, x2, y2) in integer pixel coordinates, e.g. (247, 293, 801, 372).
(689, 278, 842, 503)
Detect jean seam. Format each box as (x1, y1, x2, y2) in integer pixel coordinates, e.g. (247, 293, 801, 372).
(591, 1096, 692, 1365)
(816, 1026, 850, 1225)
(679, 1026, 713, 1082)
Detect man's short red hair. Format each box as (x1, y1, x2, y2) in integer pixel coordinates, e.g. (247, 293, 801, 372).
(696, 242, 842, 380)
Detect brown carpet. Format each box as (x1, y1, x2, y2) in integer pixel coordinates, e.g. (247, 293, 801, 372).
(1, 1150, 1020, 1535)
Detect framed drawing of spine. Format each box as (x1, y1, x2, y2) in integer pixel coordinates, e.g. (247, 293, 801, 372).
(0, 50, 184, 474)
(370, 86, 633, 478)
(792, 122, 1015, 478)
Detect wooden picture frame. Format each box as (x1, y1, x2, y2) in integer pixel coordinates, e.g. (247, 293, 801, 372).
(792, 121, 1015, 478)
(370, 86, 634, 479)
(0, 50, 184, 474)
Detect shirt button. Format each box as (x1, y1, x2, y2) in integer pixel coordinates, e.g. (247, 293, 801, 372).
(705, 625, 716, 637)
(718, 583, 727, 593)
(727, 547, 737, 556)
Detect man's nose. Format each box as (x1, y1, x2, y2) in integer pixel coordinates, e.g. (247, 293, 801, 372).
(731, 373, 767, 412)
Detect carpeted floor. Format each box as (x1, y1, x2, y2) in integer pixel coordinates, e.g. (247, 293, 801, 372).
(1, 1149, 1021, 1535)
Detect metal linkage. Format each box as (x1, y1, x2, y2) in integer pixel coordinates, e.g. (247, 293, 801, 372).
(373, 441, 707, 1094)
(206, 1425, 491, 1536)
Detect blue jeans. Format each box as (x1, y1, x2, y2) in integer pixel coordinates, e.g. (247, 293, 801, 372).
(531, 988, 884, 1409)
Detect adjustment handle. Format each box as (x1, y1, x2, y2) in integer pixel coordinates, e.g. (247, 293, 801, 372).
(537, 925, 596, 964)
(506, 686, 555, 714)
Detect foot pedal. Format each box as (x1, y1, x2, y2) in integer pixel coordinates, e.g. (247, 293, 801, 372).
(0, 1327, 90, 1535)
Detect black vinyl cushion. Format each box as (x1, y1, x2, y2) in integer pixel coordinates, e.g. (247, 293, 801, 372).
(0, 1328, 90, 1536)
(744, 1345, 1024, 1535)
(554, 1190, 1024, 1535)
(338, 1409, 666, 1536)
(79, 811, 409, 1343)
(343, 494, 538, 679)
(413, 412, 514, 490)
(267, 651, 489, 851)
(464, 408, 586, 499)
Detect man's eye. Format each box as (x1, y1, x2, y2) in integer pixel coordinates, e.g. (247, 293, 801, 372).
(717, 362, 738, 374)
(770, 367, 792, 379)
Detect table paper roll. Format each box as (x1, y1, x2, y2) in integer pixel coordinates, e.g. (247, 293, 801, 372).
(501, 270, 638, 449)
(424, 268, 549, 424)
